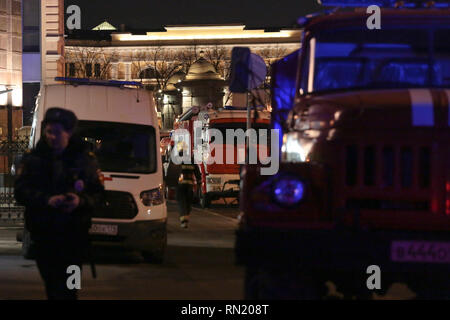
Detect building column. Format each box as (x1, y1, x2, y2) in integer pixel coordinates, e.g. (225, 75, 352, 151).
(124, 62, 132, 81)
(181, 88, 192, 114)
(110, 62, 118, 80)
(41, 0, 64, 85)
(223, 87, 230, 107)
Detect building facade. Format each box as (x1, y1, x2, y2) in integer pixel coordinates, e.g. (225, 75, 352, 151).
(64, 25, 302, 130)
(0, 0, 21, 93)
(0, 0, 22, 131)
(0, 0, 22, 174)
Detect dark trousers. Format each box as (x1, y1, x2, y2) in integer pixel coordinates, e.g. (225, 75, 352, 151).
(176, 183, 193, 218)
(35, 241, 82, 300)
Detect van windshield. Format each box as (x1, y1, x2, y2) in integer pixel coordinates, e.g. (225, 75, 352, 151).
(76, 120, 157, 174)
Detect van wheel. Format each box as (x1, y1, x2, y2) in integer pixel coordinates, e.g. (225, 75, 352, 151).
(141, 246, 165, 264)
(141, 230, 167, 264)
(244, 266, 323, 299)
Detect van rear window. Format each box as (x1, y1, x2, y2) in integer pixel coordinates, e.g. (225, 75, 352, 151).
(76, 120, 157, 174)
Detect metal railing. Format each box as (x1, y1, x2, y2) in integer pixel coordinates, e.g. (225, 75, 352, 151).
(0, 135, 29, 224)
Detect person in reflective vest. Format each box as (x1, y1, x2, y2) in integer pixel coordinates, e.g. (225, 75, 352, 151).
(177, 162, 195, 228)
(176, 141, 195, 228)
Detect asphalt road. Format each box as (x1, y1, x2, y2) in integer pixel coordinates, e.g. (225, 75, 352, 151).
(0, 201, 244, 300)
(0, 201, 425, 300)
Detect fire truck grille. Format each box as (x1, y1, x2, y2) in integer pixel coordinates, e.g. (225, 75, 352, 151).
(345, 144, 431, 189)
(346, 198, 430, 211)
(92, 191, 138, 219)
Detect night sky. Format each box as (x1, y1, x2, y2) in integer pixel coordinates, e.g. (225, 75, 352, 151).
(64, 0, 323, 31)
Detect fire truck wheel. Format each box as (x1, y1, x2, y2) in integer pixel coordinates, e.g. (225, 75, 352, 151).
(141, 246, 165, 264)
(192, 184, 200, 204)
(407, 275, 450, 299)
(199, 189, 210, 208)
(244, 266, 323, 299)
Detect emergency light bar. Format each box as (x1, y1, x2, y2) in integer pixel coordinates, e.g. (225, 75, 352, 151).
(55, 77, 143, 88)
(318, 0, 449, 8)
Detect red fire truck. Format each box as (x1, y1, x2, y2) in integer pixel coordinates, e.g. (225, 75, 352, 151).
(169, 105, 271, 207)
(236, 0, 450, 299)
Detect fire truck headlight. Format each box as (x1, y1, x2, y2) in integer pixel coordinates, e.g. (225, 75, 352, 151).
(272, 177, 305, 207)
(282, 132, 308, 162)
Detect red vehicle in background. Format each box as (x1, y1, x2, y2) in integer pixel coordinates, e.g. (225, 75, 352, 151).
(236, 0, 450, 299)
(166, 105, 271, 207)
(160, 133, 172, 162)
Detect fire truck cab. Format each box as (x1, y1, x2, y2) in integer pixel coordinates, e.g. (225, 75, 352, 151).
(170, 105, 271, 207)
(236, 1, 450, 299)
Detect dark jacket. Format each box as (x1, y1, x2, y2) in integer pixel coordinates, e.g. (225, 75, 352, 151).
(14, 135, 104, 258)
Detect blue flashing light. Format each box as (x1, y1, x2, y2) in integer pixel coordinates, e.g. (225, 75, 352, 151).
(297, 8, 339, 27)
(273, 177, 305, 207)
(223, 106, 265, 111)
(319, 0, 391, 6)
(54, 77, 143, 87)
(224, 106, 247, 110)
(434, 2, 450, 8)
(271, 49, 298, 140)
(318, 0, 449, 8)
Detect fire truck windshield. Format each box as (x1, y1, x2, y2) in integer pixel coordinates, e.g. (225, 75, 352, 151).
(299, 27, 450, 94)
(209, 122, 271, 146)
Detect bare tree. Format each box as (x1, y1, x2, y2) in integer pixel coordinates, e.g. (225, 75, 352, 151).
(130, 46, 184, 91)
(65, 47, 118, 79)
(200, 44, 234, 105)
(175, 43, 199, 74)
(129, 46, 185, 113)
(253, 46, 288, 107)
(130, 50, 149, 81)
(202, 44, 230, 78)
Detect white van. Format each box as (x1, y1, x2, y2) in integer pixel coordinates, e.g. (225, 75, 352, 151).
(24, 82, 167, 263)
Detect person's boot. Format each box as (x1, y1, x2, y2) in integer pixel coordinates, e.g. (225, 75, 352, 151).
(180, 216, 189, 228)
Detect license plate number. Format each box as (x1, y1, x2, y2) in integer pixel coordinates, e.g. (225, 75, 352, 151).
(391, 241, 450, 263)
(89, 224, 118, 236)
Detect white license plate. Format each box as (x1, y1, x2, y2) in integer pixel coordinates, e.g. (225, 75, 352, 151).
(391, 241, 450, 263)
(89, 224, 118, 236)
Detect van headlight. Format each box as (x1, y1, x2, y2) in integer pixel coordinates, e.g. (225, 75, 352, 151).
(272, 176, 305, 207)
(140, 185, 164, 206)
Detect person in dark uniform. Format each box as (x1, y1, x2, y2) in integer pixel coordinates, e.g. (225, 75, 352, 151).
(176, 145, 196, 228)
(14, 107, 104, 300)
